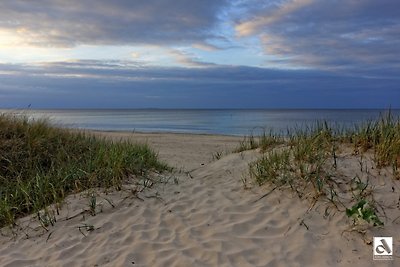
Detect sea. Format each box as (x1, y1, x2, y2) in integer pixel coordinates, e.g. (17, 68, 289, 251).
(1, 109, 399, 136)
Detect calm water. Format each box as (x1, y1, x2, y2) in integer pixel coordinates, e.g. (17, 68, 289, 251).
(1, 109, 399, 136)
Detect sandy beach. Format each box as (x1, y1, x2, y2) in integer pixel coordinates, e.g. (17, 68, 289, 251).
(1, 131, 399, 266)
(2, 0, 399, 265)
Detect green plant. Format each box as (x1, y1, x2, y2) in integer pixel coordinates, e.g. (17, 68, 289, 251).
(88, 192, 97, 216)
(346, 200, 383, 226)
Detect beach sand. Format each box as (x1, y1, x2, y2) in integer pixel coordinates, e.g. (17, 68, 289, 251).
(0, 132, 399, 266)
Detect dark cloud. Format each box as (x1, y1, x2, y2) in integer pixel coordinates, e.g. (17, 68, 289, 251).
(0, 0, 228, 47)
(236, 0, 400, 72)
(1, 61, 398, 109)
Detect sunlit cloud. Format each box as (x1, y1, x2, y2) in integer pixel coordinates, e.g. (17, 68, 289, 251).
(0, 0, 399, 108)
(0, 29, 23, 47)
(235, 0, 314, 37)
(0, 29, 72, 62)
(0, 0, 228, 47)
(131, 52, 141, 59)
(167, 49, 215, 68)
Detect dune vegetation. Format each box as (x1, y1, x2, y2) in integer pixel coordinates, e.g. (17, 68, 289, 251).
(0, 114, 168, 227)
(242, 112, 400, 227)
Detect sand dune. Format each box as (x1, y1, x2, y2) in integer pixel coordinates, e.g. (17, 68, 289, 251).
(1, 132, 399, 266)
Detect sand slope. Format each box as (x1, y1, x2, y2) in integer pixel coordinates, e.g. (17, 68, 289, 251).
(0, 133, 399, 266)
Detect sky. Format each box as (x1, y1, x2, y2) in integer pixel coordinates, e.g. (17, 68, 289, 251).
(0, 0, 399, 109)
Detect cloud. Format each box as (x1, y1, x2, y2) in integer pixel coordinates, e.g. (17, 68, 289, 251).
(0, 60, 399, 109)
(192, 43, 221, 51)
(235, 0, 314, 37)
(131, 52, 141, 59)
(0, 0, 228, 47)
(167, 49, 216, 68)
(235, 0, 400, 71)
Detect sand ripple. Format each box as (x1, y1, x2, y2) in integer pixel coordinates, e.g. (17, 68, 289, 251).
(1, 145, 399, 266)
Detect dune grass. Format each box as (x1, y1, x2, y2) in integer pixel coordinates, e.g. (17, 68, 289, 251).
(248, 112, 400, 226)
(348, 113, 400, 175)
(235, 130, 284, 153)
(0, 114, 168, 227)
(250, 122, 337, 196)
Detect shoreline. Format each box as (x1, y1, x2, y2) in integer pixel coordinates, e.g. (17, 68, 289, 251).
(3, 108, 400, 139)
(86, 128, 245, 138)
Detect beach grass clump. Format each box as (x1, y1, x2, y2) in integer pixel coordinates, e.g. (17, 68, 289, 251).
(347, 112, 400, 177)
(235, 130, 284, 153)
(0, 114, 168, 227)
(250, 113, 400, 184)
(250, 149, 292, 186)
(250, 123, 336, 199)
(249, 112, 400, 226)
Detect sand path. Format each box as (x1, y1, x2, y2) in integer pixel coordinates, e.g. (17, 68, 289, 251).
(0, 133, 398, 266)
